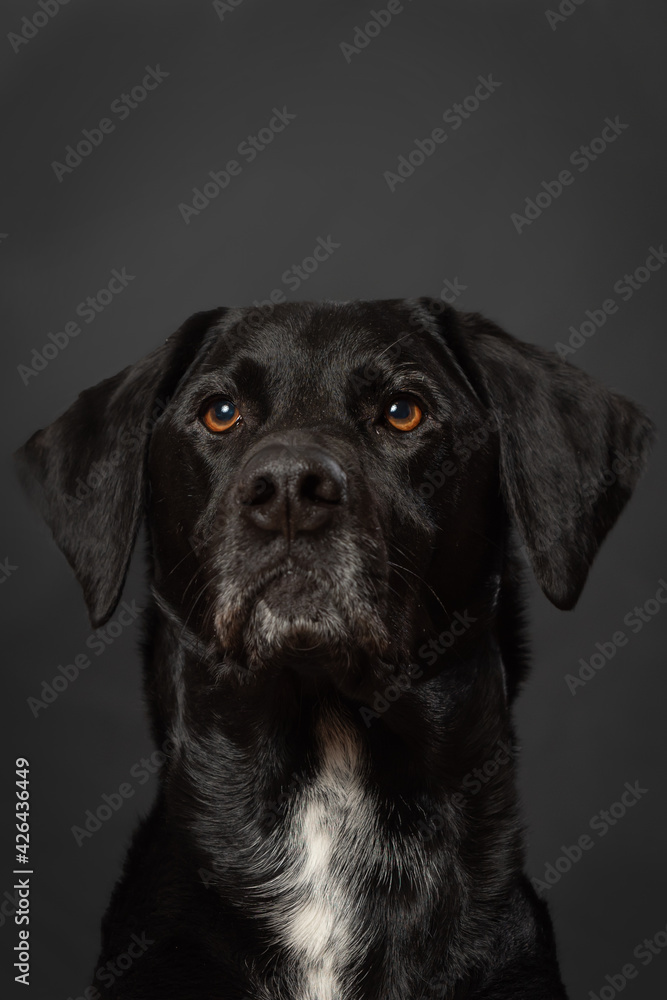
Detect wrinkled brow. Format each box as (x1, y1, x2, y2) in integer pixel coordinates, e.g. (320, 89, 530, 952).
(348, 355, 451, 413)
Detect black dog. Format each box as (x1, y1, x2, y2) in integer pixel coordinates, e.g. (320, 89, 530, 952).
(18, 299, 653, 999)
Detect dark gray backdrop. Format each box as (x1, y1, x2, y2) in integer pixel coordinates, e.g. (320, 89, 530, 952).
(2, 1, 666, 997)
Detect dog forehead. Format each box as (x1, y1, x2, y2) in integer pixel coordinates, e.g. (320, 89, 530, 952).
(200, 300, 446, 391)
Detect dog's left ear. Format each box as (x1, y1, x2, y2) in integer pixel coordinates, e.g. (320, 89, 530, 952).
(15, 309, 226, 628)
(424, 301, 655, 610)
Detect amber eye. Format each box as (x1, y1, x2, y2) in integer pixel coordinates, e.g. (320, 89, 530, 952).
(201, 399, 241, 433)
(385, 398, 423, 432)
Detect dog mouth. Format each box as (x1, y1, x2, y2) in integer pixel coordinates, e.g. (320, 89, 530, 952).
(213, 558, 390, 671)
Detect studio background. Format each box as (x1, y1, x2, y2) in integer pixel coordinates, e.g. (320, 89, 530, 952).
(1, 1, 666, 997)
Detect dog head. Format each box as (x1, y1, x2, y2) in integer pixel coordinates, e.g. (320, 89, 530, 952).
(17, 299, 654, 698)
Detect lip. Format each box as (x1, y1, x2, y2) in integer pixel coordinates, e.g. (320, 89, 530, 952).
(252, 562, 336, 608)
(213, 540, 392, 665)
(243, 554, 326, 590)
(213, 558, 324, 647)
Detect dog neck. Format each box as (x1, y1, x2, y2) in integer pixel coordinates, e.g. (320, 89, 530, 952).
(146, 604, 521, 999)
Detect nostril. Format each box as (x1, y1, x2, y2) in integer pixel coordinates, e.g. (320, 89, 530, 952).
(237, 445, 346, 535)
(300, 472, 343, 505)
(241, 475, 276, 506)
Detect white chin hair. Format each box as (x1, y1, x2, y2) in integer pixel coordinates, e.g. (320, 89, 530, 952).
(245, 598, 351, 661)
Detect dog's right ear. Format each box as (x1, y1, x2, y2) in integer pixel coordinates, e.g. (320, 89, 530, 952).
(15, 309, 226, 628)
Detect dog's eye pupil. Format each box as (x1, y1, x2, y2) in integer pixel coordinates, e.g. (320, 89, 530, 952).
(390, 400, 412, 421)
(215, 401, 234, 421)
(201, 399, 241, 433)
(385, 398, 423, 432)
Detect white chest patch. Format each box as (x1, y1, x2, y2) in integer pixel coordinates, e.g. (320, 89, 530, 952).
(267, 713, 379, 1000)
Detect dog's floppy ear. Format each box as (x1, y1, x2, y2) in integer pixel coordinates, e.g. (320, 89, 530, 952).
(15, 309, 225, 628)
(424, 302, 655, 610)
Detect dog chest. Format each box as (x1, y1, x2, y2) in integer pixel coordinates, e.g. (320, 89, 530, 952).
(266, 718, 379, 1000)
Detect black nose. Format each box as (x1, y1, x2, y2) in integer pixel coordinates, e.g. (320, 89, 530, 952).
(237, 443, 347, 536)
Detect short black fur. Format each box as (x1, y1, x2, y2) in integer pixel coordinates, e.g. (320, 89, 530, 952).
(16, 299, 654, 999)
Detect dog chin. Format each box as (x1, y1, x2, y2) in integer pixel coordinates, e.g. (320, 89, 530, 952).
(243, 596, 353, 662)
(214, 568, 391, 674)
